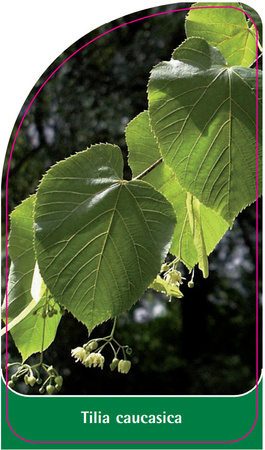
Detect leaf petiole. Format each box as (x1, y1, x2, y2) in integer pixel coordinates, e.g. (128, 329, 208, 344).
(132, 157, 163, 180)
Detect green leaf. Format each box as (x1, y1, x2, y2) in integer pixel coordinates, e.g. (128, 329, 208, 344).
(242, 3, 262, 43)
(3, 196, 37, 321)
(148, 37, 262, 226)
(1, 299, 37, 337)
(10, 299, 61, 362)
(126, 111, 228, 271)
(34, 143, 176, 332)
(186, 3, 257, 67)
(3, 196, 61, 360)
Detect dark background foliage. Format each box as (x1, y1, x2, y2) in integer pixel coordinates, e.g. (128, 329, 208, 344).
(2, 3, 262, 396)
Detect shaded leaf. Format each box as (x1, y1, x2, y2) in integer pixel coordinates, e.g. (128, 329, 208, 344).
(186, 2, 257, 67)
(126, 111, 228, 271)
(34, 144, 176, 332)
(148, 37, 262, 225)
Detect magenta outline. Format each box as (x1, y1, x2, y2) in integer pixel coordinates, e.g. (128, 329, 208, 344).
(4, 4, 260, 446)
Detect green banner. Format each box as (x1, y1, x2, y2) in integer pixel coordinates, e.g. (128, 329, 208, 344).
(1, 378, 262, 449)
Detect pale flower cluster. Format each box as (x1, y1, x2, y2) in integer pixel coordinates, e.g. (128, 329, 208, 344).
(71, 346, 104, 370)
(71, 341, 132, 374)
(71, 346, 87, 363)
(84, 352, 105, 369)
(165, 269, 182, 286)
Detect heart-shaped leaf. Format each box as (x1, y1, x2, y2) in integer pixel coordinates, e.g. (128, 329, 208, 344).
(34, 144, 176, 331)
(126, 110, 228, 273)
(148, 37, 262, 225)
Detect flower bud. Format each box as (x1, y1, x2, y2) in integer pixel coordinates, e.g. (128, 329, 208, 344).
(54, 376, 63, 387)
(46, 384, 55, 395)
(47, 365, 54, 374)
(188, 280, 194, 288)
(27, 376, 37, 387)
(8, 380, 15, 388)
(109, 358, 119, 371)
(160, 263, 169, 272)
(24, 375, 29, 385)
(88, 340, 98, 351)
(118, 360, 131, 374)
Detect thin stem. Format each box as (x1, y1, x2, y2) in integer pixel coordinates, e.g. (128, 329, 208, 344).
(109, 341, 116, 355)
(39, 316, 47, 366)
(39, 291, 50, 365)
(16, 368, 29, 376)
(110, 317, 117, 338)
(7, 362, 21, 368)
(121, 346, 127, 360)
(132, 157, 163, 181)
(167, 257, 180, 269)
(249, 53, 263, 68)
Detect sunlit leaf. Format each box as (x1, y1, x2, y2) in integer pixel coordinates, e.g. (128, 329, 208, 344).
(148, 37, 262, 225)
(1, 300, 37, 337)
(3, 196, 61, 359)
(2, 196, 36, 321)
(186, 2, 257, 67)
(10, 299, 61, 362)
(242, 3, 262, 42)
(34, 144, 176, 332)
(126, 111, 228, 271)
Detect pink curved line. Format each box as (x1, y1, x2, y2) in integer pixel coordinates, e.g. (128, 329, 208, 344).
(4, 4, 260, 445)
